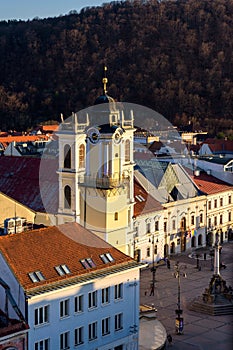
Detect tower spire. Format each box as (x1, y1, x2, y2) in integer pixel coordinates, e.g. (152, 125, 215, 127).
(102, 65, 108, 95)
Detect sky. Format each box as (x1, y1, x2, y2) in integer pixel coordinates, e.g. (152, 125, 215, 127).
(0, 0, 113, 21)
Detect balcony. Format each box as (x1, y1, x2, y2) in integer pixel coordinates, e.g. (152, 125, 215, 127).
(79, 174, 128, 189)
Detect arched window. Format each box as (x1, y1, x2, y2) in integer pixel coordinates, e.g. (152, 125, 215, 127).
(114, 212, 118, 221)
(180, 217, 186, 231)
(64, 185, 71, 209)
(79, 144, 85, 168)
(125, 139, 130, 162)
(64, 144, 71, 169)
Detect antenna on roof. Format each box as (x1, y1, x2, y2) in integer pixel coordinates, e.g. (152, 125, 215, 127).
(102, 65, 108, 95)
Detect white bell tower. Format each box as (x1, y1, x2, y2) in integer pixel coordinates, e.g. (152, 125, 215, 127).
(56, 112, 89, 224)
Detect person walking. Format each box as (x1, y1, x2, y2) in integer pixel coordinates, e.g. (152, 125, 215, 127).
(167, 333, 173, 346)
(149, 283, 155, 296)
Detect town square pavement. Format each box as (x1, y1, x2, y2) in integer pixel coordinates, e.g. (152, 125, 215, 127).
(139, 241, 233, 349)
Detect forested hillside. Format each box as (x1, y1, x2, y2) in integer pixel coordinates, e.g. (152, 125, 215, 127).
(0, 0, 232, 136)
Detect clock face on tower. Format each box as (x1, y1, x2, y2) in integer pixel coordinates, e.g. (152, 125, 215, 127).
(114, 131, 121, 144)
(87, 127, 100, 144)
(114, 128, 123, 144)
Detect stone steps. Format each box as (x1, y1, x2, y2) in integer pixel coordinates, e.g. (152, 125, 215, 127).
(189, 297, 233, 315)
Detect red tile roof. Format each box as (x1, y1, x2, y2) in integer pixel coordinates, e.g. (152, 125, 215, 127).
(40, 125, 59, 133)
(0, 156, 58, 213)
(134, 179, 163, 217)
(0, 135, 48, 146)
(0, 223, 134, 293)
(190, 172, 233, 195)
(202, 138, 233, 153)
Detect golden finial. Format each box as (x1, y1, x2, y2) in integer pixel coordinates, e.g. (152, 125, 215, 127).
(102, 65, 108, 94)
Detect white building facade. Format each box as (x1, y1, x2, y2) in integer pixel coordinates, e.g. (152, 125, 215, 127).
(0, 223, 141, 350)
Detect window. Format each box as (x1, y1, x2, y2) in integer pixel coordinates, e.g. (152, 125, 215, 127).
(214, 199, 217, 208)
(220, 198, 223, 206)
(64, 144, 71, 169)
(155, 220, 159, 231)
(146, 247, 150, 257)
(29, 271, 45, 283)
(34, 305, 49, 326)
(214, 216, 217, 226)
(55, 264, 71, 276)
(102, 317, 110, 336)
(88, 321, 97, 341)
(64, 185, 71, 209)
(154, 245, 158, 254)
(229, 195, 232, 204)
(80, 258, 96, 269)
(164, 222, 167, 232)
(125, 139, 130, 162)
(146, 222, 151, 233)
(100, 253, 114, 264)
(229, 211, 232, 221)
(208, 201, 211, 210)
(115, 346, 123, 350)
(60, 331, 69, 350)
(75, 295, 84, 313)
(88, 291, 97, 309)
(102, 287, 110, 304)
(191, 215, 195, 225)
(208, 218, 211, 228)
(220, 214, 223, 225)
(114, 212, 118, 221)
(114, 283, 123, 300)
(79, 144, 85, 168)
(200, 213, 203, 224)
(115, 313, 123, 331)
(35, 338, 49, 350)
(75, 327, 84, 346)
(60, 299, 69, 318)
(172, 220, 176, 230)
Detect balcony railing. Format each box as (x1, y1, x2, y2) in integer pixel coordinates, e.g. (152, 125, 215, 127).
(79, 174, 128, 189)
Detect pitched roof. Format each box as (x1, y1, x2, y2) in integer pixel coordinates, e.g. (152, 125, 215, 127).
(0, 156, 58, 213)
(189, 172, 233, 195)
(40, 125, 59, 133)
(134, 179, 163, 217)
(0, 223, 135, 295)
(201, 139, 233, 153)
(0, 135, 48, 148)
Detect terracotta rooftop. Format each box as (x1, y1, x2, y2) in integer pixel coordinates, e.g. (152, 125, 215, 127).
(0, 310, 28, 337)
(0, 156, 58, 213)
(189, 171, 233, 195)
(134, 179, 163, 217)
(202, 138, 233, 153)
(40, 125, 59, 132)
(0, 134, 48, 144)
(0, 223, 135, 295)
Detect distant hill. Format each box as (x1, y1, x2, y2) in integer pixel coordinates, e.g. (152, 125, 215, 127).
(0, 0, 232, 136)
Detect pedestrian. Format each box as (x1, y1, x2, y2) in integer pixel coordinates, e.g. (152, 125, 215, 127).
(167, 259, 171, 269)
(149, 283, 155, 296)
(167, 333, 172, 346)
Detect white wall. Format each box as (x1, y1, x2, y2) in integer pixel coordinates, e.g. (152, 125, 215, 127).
(27, 268, 140, 350)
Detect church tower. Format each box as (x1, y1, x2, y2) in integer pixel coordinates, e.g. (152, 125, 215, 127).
(79, 67, 135, 254)
(56, 113, 89, 224)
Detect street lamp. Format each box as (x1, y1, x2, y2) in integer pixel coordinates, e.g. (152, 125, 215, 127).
(174, 261, 187, 334)
(149, 234, 157, 296)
